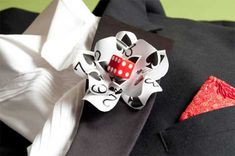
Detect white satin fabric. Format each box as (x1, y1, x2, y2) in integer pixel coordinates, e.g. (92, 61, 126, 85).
(0, 0, 99, 155)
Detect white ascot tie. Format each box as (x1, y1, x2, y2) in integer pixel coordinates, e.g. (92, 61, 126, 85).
(0, 0, 100, 155)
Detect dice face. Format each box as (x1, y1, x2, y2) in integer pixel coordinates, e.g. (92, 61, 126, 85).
(107, 55, 135, 79)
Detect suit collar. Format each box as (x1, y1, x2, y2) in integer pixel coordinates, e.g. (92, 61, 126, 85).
(102, 0, 164, 31)
(92, 16, 172, 52)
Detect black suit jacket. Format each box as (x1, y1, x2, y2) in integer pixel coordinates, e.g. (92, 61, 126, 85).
(0, 8, 38, 34)
(96, 0, 235, 156)
(0, 2, 235, 156)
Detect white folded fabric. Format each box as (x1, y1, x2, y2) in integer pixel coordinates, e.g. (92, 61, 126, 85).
(25, 0, 100, 70)
(0, 0, 100, 155)
(29, 80, 86, 156)
(0, 35, 62, 141)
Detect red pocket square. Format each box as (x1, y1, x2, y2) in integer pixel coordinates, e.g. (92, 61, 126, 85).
(179, 76, 235, 122)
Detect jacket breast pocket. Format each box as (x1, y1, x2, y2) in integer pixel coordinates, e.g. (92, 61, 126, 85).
(158, 106, 235, 156)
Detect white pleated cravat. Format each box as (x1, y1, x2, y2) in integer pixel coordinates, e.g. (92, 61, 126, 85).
(29, 80, 86, 156)
(0, 0, 100, 155)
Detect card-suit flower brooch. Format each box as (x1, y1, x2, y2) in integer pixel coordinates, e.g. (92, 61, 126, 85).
(73, 31, 169, 112)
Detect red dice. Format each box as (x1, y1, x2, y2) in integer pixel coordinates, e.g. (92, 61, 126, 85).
(107, 55, 135, 79)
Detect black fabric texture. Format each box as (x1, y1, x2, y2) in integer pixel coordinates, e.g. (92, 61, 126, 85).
(206, 21, 235, 28)
(100, 0, 235, 156)
(0, 121, 30, 156)
(94, 0, 165, 31)
(0, 8, 38, 34)
(93, 0, 165, 19)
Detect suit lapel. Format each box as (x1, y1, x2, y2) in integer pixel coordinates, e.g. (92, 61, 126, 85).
(66, 15, 172, 156)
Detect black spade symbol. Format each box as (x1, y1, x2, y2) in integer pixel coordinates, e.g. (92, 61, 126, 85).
(83, 54, 95, 65)
(116, 43, 123, 51)
(89, 71, 102, 81)
(128, 56, 140, 63)
(98, 61, 108, 72)
(128, 97, 143, 108)
(146, 52, 159, 69)
(121, 34, 132, 46)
